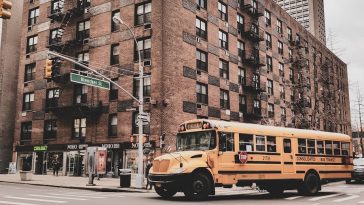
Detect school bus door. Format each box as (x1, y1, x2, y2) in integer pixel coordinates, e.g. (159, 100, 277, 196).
(218, 132, 236, 172)
(282, 138, 295, 173)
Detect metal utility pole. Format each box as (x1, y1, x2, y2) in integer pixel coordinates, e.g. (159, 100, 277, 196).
(356, 85, 364, 155)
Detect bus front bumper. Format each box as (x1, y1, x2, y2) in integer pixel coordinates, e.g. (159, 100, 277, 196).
(149, 173, 189, 184)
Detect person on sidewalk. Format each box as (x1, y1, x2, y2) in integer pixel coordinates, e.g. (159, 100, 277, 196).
(145, 160, 153, 190)
(52, 159, 60, 176)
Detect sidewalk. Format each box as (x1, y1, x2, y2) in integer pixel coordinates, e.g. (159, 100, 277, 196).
(0, 173, 150, 193)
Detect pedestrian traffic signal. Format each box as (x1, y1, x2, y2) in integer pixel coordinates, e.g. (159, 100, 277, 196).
(0, 0, 12, 19)
(45, 59, 53, 78)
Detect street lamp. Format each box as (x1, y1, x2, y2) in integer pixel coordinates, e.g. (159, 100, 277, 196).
(113, 15, 145, 189)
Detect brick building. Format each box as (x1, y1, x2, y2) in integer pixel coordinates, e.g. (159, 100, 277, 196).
(13, 0, 350, 176)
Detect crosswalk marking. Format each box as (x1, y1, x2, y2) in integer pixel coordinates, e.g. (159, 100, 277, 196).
(285, 196, 303, 200)
(28, 194, 87, 200)
(333, 194, 359, 202)
(48, 193, 106, 199)
(0, 201, 39, 205)
(309, 193, 342, 201)
(4, 196, 66, 204)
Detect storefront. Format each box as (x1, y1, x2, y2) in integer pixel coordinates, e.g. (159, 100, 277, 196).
(123, 141, 156, 174)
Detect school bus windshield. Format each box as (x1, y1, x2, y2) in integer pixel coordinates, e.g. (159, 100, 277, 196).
(176, 130, 216, 151)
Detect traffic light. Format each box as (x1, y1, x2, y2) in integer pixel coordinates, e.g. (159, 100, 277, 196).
(45, 59, 53, 78)
(0, 0, 12, 19)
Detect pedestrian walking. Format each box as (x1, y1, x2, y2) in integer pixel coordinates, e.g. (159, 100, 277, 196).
(52, 159, 60, 176)
(145, 160, 153, 190)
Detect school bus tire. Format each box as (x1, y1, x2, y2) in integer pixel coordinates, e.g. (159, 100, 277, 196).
(183, 173, 212, 200)
(298, 172, 321, 195)
(155, 184, 178, 198)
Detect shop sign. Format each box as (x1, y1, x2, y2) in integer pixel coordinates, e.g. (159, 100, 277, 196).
(101, 143, 120, 149)
(66, 144, 88, 150)
(8, 162, 16, 174)
(34, 145, 48, 151)
(131, 142, 153, 149)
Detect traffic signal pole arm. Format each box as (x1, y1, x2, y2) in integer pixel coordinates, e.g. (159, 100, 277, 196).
(48, 51, 142, 105)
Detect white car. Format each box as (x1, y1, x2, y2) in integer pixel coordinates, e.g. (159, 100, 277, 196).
(347, 158, 364, 183)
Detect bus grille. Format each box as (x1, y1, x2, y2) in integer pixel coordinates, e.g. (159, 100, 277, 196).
(153, 159, 170, 172)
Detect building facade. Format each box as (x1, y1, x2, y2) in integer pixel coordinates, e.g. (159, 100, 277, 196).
(273, 0, 326, 44)
(14, 0, 350, 176)
(0, 0, 23, 173)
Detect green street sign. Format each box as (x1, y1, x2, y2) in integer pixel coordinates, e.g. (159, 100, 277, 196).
(70, 73, 110, 90)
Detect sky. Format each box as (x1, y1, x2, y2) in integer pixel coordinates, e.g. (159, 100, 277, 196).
(324, 0, 364, 130)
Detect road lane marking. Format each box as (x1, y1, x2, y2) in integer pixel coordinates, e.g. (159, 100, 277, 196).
(4, 196, 66, 203)
(48, 193, 106, 199)
(309, 193, 342, 201)
(28, 194, 87, 200)
(333, 194, 359, 202)
(0, 201, 40, 205)
(285, 196, 303, 200)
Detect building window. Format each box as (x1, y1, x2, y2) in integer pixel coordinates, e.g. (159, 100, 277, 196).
(196, 0, 206, 9)
(196, 83, 208, 104)
(218, 1, 227, 21)
(265, 32, 272, 49)
(76, 51, 89, 70)
(239, 95, 247, 113)
(28, 7, 39, 26)
(264, 9, 271, 26)
(73, 118, 86, 139)
(21, 122, 32, 142)
(253, 73, 260, 90)
(238, 68, 246, 85)
(46, 88, 60, 108)
(111, 10, 120, 32)
(133, 75, 151, 100)
(109, 79, 118, 101)
(267, 80, 273, 95)
(196, 17, 207, 39)
(49, 28, 63, 45)
(290, 90, 294, 101)
(237, 41, 245, 60)
(281, 107, 286, 120)
(288, 48, 293, 60)
(289, 68, 294, 82)
(268, 103, 274, 118)
(276, 18, 282, 34)
(76, 19, 90, 41)
(135, 37, 151, 61)
(287, 27, 292, 41)
(219, 30, 228, 50)
(51, 0, 64, 13)
(135, 1, 151, 26)
(279, 62, 284, 77)
(278, 41, 283, 55)
(196, 49, 207, 72)
(24, 63, 36, 82)
(237, 14, 244, 33)
(280, 85, 285, 99)
(219, 59, 229, 79)
(220, 89, 230, 110)
(266, 55, 272, 72)
(253, 100, 261, 115)
(44, 120, 57, 140)
(26, 35, 38, 53)
(74, 85, 88, 104)
(23, 92, 34, 111)
(109, 114, 117, 136)
(110, 44, 119, 65)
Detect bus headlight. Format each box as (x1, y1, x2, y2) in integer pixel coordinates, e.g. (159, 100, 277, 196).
(171, 167, 186, 174)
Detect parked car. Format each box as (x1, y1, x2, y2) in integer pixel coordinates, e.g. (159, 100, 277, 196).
(347, 158, 364, 183)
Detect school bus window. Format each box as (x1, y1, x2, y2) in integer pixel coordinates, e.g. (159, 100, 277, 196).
(283, 139, 291, 153)
(333, 141, 341, 155)
(256, 135, 266, 151)
(239, 134, 254, 152)
(317, 140, 324, 155)
(176, 130, 216, 151)
(267, 136, 276, 152)
(325, 141, 333, 155)
(341, 142, 350, 156)
(298, 139, 307, 154)
(307, 139, 315, 154)
(219, 132, 234, 152)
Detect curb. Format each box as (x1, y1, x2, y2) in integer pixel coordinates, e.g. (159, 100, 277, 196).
(0, 181, 149, 193)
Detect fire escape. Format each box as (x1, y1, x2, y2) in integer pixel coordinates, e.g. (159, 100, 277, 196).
(238, 0, 265, 121)
(45, 0, 102, 121)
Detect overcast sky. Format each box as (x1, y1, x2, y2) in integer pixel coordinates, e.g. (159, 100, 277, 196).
(324, 0, 364, 130)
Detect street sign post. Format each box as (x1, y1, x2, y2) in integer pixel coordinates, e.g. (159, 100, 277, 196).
(70, 73, 110, 90)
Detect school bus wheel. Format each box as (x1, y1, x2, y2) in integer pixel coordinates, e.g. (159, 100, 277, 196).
(183, 172, 212, 200)
(298, 171, 321, 195)
(155, 184, 178, 198)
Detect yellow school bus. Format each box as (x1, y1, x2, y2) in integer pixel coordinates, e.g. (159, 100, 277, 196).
(149, 119, 352, 200)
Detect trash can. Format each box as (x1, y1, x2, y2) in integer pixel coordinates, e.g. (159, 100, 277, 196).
(119, 169, 131, 188)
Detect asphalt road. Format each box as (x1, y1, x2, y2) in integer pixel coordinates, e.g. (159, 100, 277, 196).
(0, 181, 364, 205)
